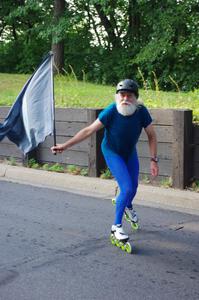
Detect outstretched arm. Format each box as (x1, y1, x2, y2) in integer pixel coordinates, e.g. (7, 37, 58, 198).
(144, 124, 159, 177)
(51, 118, 103, 154)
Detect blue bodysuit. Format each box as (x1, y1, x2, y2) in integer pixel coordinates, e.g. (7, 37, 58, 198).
(98, 103, 152, 225)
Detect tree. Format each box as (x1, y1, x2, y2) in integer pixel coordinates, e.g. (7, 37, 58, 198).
(0, 0, 198, 90)
(52, 0, 65, 73)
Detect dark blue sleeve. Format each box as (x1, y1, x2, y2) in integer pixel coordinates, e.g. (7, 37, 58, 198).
(140, 105, 152, 128)
(98, 103, 114, 127)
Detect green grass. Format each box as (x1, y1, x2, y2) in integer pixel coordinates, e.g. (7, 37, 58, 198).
(22, 159, 88, 176)
(0, 73, 198, 121)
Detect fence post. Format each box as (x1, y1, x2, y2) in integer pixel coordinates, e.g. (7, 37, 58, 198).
(172, 109, 193, 189)
(87, 108, 105, 177)
(193, 125, 199, 180)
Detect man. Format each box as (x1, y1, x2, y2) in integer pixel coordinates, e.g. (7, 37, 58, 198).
(51, 79, 159, 242)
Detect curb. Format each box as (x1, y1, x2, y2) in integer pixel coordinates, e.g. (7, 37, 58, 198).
(0, 163, 199, 216)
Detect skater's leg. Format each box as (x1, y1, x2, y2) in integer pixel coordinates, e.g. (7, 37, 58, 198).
(126, 149, 139, 209)
(103, 149, 134, 225)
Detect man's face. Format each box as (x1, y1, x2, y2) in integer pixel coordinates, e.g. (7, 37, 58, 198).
(115, 91, 137, 116)
(117, 91, 137, 105)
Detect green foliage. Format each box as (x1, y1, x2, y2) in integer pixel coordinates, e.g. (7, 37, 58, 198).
(132, 1, 199, 91)
(6, 156, 17, 166)
(27, 158, 40, 169)
(7, 157, 87, 176)
(48, 163, 65, 173)
(80, 168, 88, 176)
(141, 175, 151, 184)
(1, 74, 198, 122)
(0, 0, 51, 73)
(66, 164, 81, 175)
(0, 0, 198, 90)
(160, 177, 173, 188)
(42, 163, 50, 171)
(100, 168, 113, 179)
(190, 180, 199, 192)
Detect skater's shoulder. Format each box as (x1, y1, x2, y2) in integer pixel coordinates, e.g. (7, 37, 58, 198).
(98, 102, 116, 125)
(99, 102, 116, 115)
(136, 104, 151, 116)
(136, 103, 148, 112)
(105, 102, 116, 111)
(136, 103, 152, 128)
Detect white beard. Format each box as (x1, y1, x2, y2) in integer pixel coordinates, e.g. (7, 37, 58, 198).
(115, 96, 137, 116)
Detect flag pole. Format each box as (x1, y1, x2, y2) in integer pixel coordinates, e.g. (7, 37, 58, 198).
(51, 51, 57, 154)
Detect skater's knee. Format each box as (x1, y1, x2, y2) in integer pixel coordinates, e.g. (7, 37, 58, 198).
(121, 186, 134, 199)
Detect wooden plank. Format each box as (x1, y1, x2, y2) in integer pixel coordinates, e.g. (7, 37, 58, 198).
(0, 107, 188, 128)
(0, 118, 6, 123)
(38, 135, 89, 152)
(193, 145, 199, 162)
(55, 121, 86, 136)
(139, 125, 173, 143)
(172, 110, 193, 189)
(193, 125, 199, 144)
(139, 157, 172, 177)
(149, 109, 174, 126)
(0, 137, 11, 144)
(193, 162, 199, 179)
(137, 141, 172, 160)
(0, 107, 174, 125)
(96, 127, 106, 176)
(95, 109, 106, 176)
(172, 110, 185, 189)
(37, 148, 88, 167)
(0, 143, 22, 158)
(0, 107, 10, 118)
(0, 133, 89, 152)
(86, 109, 105, 177)
(182, 110, 193, 187)
(87, 109, 98, 176)
(55, 108, 88, 122)
(0, 107, 88, 122)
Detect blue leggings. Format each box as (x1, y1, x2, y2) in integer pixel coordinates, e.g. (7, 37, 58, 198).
(102, 148, 139, 225)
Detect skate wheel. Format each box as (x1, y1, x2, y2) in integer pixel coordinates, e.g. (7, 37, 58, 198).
(125, 242, 132, 254)
(118, 241, 124, 248)
(110, 234, 115, 245)
(112, 198, 116, 206)
(121, 243, 125, 251)
(131, 222, 139, 231)
(115, 239, 121, 247)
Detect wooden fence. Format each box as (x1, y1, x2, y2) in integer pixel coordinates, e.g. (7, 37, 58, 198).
(0, 107, 106, 177)
(0, 106, 198, 189)
(193, 124, 199, 180)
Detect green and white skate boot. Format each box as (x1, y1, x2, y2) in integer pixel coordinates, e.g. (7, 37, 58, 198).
(110, 225, 132, 254)
(125, 207, 139, 231)
(111, 198, 139, 231)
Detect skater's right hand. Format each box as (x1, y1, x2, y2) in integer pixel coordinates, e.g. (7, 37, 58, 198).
(51, 144, 66, 154)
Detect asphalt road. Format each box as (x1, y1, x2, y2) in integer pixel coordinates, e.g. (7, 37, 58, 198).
(0, 180, 198, 300)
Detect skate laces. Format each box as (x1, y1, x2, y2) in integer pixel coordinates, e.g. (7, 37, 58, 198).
(112, 224, 126, 235)
(131, 209, 137, 218)
(126, 207, 138, 222)
(116, 225, 126, 235)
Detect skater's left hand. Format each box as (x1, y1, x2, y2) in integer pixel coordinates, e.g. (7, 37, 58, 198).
(150, 161, 159, 177)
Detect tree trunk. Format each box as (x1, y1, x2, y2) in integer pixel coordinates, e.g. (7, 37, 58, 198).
(52, 42, 64, 73)
(94, 3, 120, 49)
(52, 0, 65, 73)
(128, 0, 140, 43)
